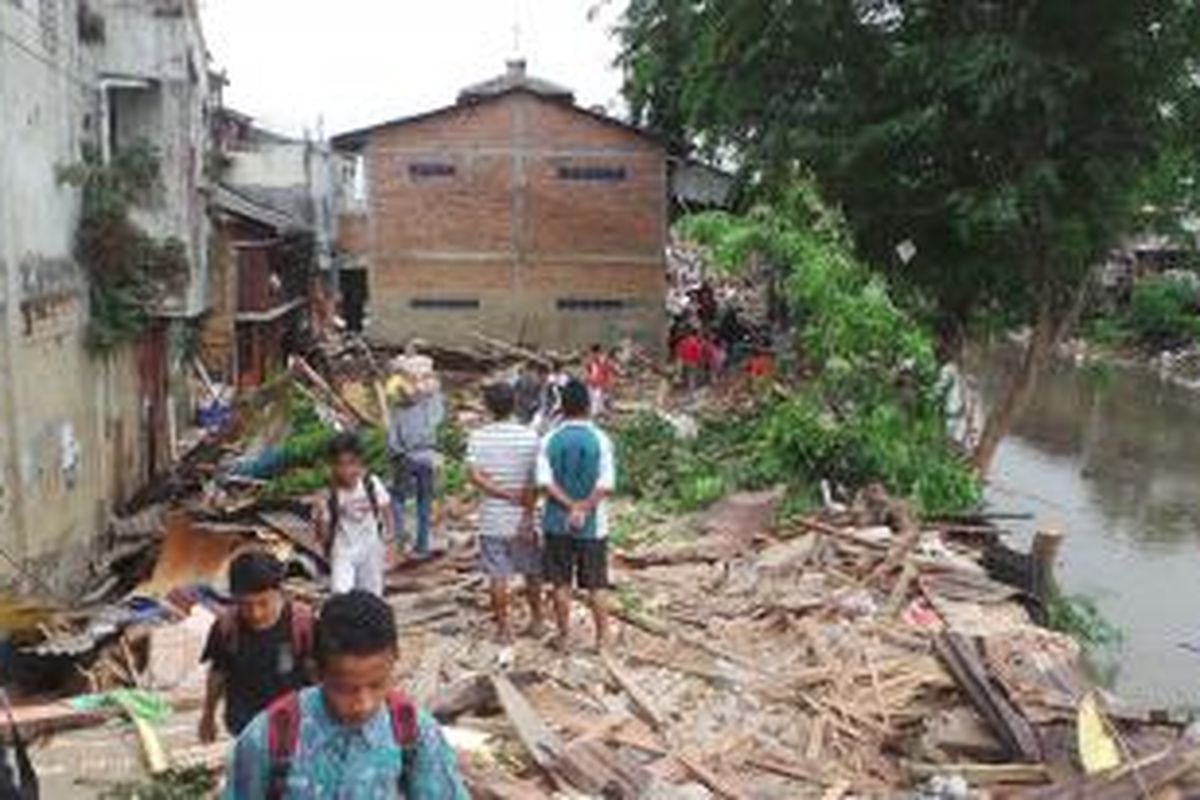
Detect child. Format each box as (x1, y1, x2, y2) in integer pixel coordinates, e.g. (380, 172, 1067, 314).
(532, 359, 570, 435)
(467, 383, 543, 643)
(315, 433, 395, 596)
(537, 379, 617, 651)
(224, 590, 468, 798)
(584, 343, 617, 417)
(512, 361, 547, 425)
(198, 551, 314, 741)
(674, 327, 705, 393)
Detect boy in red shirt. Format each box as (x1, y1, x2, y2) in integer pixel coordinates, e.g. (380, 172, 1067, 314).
(675, 329, 705, 393)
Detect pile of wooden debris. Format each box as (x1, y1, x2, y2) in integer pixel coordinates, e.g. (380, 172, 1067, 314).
(367, 490, 1195, 799)
(7, 334, 1199, 798)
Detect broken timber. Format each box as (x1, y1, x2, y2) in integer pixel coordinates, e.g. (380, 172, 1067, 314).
(934, 632, 1041, 762)
(489, 671, 650, 798)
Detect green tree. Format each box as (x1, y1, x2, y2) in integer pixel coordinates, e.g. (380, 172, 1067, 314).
(617, 0, 1200, 473)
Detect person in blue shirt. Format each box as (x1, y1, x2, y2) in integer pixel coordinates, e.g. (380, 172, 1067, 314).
(536, 379, 617, 652)
(224, 590, 467, 799)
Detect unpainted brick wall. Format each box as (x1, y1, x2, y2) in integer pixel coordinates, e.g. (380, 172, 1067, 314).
(357, 92, 667, 350)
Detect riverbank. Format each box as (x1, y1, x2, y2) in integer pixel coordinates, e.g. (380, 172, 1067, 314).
(973, 339, 1200, 710)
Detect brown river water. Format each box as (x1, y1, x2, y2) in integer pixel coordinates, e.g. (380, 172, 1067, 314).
(973, 344, 1200, 710)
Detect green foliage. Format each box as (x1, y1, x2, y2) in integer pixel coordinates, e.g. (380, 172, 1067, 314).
(57, 140, 189, 352)
(1081, 316, 1132, 350)
(1048, 592, 1122, 648)
(613, 409, 771, 514)
(619, 1, 1200, 471)
(436, 418, 470, 499)
(667, 191, 980, 514)
(261, 393, 389, 499)
(1126, 274, 1200, 349)
(620, 1, 1200, 330)
(97, 766, 216, 799)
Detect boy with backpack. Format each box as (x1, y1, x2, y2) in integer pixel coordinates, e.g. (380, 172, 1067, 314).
(224, 590, 468, 798)
(537, 379, 617, 651)
(314, 433, 395, 596)
(199, 551, 314, 742)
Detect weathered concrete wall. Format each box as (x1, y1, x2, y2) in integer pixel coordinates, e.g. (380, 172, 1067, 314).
(0, 0, 151, 595)
(350, 92, 667, 351)
(228, 142, 309, 189)
(95, 0, 213, 317)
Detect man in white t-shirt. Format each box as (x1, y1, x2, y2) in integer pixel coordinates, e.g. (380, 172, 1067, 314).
(467, 383, 543, 643)
(314, 433, 395, 596)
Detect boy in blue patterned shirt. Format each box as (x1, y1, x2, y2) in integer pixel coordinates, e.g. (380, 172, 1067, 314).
(536, 379, 617, 652)
(224, 590, 467, 799)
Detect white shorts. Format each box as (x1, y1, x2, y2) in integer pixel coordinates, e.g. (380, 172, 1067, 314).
(330, 537, 386, 596)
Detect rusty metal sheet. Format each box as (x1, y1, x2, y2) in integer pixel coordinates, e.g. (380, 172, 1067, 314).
(136, 512, 253, 597)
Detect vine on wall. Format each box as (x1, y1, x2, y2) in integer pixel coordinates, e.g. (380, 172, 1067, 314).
(57, 140, 189, 352)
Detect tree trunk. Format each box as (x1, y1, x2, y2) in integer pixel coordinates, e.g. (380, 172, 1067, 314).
(970, 304, 1057, 475)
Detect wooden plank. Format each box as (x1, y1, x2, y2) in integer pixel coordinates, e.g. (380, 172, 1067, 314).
(489, 673, 649, 797)
(885, 561, 919, 617)
(796, 517, 890, 551)
(821, 780, 851, 800)
(601, 651, 667, 731)
(409, 640, 452, 706)
(676, 749, 749, 800)
(805, 715, 826, 761)
(1026, 743, 1200, 800)
(488, 673, 564, 777)
(905, 760, 1050, 785)
(934, 633, 1041, 763)
(747, 754, 836, 788)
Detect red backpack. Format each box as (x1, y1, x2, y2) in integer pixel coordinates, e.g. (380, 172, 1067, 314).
(216, 602, 314, 663)
(265, 690, 419, 799)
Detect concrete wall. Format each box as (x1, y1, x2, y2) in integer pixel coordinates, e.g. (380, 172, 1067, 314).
(0, 0, 212, 596)
(95, 0, 213, 316)
(0, 0, 152, 595)
(351, 93, 667, 350)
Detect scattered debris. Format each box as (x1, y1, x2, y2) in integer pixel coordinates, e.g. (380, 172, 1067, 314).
(8, 330, 1198, 797)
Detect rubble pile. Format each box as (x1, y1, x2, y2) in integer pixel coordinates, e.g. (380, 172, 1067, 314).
(4, 333, 1198, 798)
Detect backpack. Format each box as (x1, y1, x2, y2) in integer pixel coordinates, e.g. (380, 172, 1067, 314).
(326, 475, 386, 555)
(217, 602, 313, 666)
(265, 689, 419, 799)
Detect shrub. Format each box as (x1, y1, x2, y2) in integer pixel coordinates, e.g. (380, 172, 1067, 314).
(1126, 274, 1200, 349)
(669, 184, 980, 515)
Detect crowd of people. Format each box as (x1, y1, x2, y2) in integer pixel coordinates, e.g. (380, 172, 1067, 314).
(197, 351, 622, 797)
(669, 281, 774, 391)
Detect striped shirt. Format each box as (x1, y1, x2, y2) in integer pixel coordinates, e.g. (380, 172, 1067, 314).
(466, 421, 540, 540)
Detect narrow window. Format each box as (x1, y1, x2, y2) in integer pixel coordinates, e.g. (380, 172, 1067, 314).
(557, 165, 627, 182)
(408, 162, 456, 179)
(557, 299, 627, 311)
(410, 298, 480, 310)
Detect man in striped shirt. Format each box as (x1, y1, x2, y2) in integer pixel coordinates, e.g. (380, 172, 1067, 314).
(467, 383, 544, 643)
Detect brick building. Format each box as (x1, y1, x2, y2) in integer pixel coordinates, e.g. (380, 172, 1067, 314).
(332, 60, 667, 350)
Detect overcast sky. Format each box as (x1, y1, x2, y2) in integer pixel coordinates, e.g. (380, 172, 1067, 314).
(197, 0, 629, 139)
